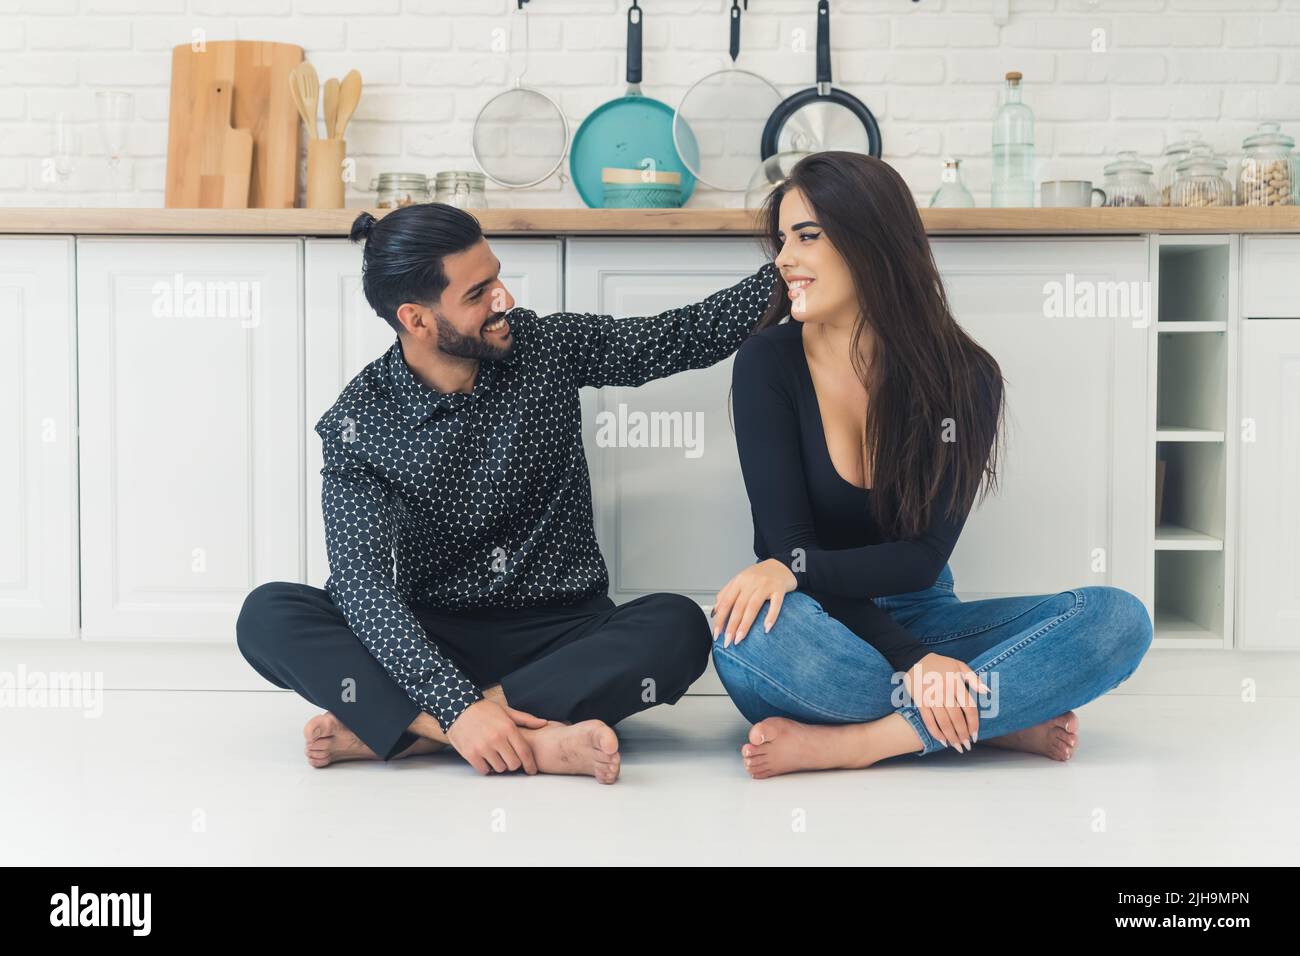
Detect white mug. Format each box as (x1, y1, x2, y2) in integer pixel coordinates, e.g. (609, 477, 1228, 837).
(1040, 180, 1107, 207)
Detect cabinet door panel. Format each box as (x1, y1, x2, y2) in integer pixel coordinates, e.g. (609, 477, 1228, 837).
(0, 238, 78, 638)
(565, 239, 765, 604)
(76, 239, 302, 641)
(1238, 319, 1300, 649)
(1243, 237, 1300, 318)
(931, 238, 1150, 603)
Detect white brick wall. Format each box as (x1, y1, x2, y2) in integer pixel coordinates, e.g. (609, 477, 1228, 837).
(1, 0, 1298, 208)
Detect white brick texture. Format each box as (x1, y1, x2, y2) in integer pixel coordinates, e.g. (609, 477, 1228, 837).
(0, 0, 1297, 207)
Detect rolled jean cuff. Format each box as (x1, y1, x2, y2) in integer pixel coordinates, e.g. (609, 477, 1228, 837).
(899, 705, 944, 756)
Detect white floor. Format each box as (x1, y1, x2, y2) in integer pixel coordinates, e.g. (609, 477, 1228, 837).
(3, 678, 1297, 865)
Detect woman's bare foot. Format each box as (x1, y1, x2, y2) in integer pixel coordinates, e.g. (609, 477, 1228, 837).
(740, 713, 921, 779)
(522, 720, 621, 784)
(982, 711, 1078, 761)
(303, 712, 442, 768)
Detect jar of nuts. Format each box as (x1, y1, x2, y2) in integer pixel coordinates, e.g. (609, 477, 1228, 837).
(1156, 130, 1209, 206)
(1171, 145, 1232, 208)
(1237, 121, 1294, 207)
(1101, 150, 1159, 207)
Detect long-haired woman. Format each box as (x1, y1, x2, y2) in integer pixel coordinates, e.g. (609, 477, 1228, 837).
(712, 151, 1153, 778)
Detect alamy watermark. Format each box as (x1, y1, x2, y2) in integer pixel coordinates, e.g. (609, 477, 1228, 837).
(1043, 273, 1152, 328)
(0, 665, 104, 718)
(151, 273, 261, 329)
(49, 886, 150, 936)
(594, 402, 704, 459)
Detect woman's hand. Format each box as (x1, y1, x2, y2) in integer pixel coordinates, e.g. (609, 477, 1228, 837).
(712, 559, 798, 648)
(902, 653, 990, 752)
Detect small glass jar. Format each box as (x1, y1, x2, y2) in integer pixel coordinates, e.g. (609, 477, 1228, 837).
(1237, 121, 1294, 207)
(1171, 145, 1232, 207)
(1101, 150, 1158, 207)
(434, 170, 487, 209)
(929, 157, 975, 208)
(1156, 129, 1209, 206)
(370, 172, 430, 209)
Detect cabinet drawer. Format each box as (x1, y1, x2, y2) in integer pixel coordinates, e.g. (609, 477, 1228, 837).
(1243, 236, 1300, 318)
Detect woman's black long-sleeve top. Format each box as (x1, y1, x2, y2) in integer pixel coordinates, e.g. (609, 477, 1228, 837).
(730, 320, 976, 674)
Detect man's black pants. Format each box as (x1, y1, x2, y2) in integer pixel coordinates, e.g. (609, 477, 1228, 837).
(235, 583, 712, 760)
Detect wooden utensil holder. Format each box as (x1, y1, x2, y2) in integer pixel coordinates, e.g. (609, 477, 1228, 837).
(307, 138, 347, 208)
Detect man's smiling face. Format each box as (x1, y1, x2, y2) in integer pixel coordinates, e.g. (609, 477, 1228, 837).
(405, 238, 518, 362)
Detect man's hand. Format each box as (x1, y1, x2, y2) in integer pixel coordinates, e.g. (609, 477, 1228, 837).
(712, 558, 798, 648)
(446, 699, 547, 775)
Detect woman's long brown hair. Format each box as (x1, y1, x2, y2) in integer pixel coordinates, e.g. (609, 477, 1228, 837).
(750, 151, 1006, 539)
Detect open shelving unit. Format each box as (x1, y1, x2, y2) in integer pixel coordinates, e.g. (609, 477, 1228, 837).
(1148, 237, 1238, 648)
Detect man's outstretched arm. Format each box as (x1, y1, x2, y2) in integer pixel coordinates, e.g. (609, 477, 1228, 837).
(549, 260, 780, 388)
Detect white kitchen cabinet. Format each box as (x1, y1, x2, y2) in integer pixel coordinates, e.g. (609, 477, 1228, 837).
(565, 238, 768, 609)
(567, 236, 1152, 693)
(568, 237, 1152, 613)
(303, 238, 563, 586)
(1238, 319, 1300, 649)
(0, 238, 79, 638)
(930, 238, 1152, 606)
(75, 239, 303, 641)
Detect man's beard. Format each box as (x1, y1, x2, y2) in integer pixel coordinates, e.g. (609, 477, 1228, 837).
(434, 310, 514, 362)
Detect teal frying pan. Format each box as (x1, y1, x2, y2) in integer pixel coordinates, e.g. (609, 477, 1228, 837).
(569, 1, 697, 208)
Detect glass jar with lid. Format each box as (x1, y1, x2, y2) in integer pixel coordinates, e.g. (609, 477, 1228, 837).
(1100, 150, 1158, 207)
(434, 170, 488, 209)
(1171, 145, 1232, 207)
(1156, 129, 1209, 206)
(370, 172, 430, 209)
(1237, 121, 1294, 206)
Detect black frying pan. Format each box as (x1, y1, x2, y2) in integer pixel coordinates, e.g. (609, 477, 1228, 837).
(760, 0, 882, 159)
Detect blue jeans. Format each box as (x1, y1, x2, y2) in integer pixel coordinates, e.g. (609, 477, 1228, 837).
(710, 564, 1153, 756)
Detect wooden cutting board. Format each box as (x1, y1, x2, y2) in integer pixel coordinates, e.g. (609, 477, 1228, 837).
(166, 40, 303, 208)
(194, 81, 252, 208)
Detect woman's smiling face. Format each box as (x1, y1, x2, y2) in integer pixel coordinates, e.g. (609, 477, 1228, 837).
(773, 187, 856, 326)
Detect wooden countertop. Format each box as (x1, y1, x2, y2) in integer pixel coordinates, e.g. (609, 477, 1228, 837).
(2, 206, 1300, 235)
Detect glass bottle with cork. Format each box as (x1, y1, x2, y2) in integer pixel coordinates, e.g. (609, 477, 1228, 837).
(992, 71, 1035, 208)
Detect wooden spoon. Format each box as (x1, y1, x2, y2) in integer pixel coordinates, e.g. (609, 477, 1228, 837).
(334, 69, 362, 139)
(323, 77, 340, 139)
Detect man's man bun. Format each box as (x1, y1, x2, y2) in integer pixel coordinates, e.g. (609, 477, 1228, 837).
(350, 211, 378, 243)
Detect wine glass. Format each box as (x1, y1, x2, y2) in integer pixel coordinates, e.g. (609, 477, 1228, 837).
(50, 112, 80, 206)
(95, 90, 132, 207)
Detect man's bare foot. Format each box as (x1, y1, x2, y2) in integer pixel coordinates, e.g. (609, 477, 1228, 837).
(522, 720, 621, 784)
(303, 712, 442, 768)
(740, 714, 918, 779)
(982, 711, 1078, 761)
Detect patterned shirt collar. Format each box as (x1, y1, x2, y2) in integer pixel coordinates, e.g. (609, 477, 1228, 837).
(385, 329, 520, 427)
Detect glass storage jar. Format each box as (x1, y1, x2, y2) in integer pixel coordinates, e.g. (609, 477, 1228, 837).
(434, 170, 488, 209)
(1156, 129, 1209, 206)
(1236, 121, 1294, 206)
(371, 172, 430, 209)
(1171, 145, 1232, 207)
(1100, 150, 1158, 207)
